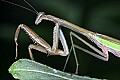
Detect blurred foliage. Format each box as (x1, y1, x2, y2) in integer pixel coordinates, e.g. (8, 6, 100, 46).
(1, 0, 120, 80)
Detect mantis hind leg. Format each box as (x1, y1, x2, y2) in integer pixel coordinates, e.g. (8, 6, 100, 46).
(63, 32, 108, 74)
(63, 32, 79, 74)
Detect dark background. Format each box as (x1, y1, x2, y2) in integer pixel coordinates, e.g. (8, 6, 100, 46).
(1, 0, 120, 80)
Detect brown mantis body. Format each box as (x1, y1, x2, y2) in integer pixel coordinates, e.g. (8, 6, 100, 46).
(2, 0, 120, 74)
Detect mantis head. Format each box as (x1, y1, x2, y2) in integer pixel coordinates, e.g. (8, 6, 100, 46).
(35, 12, 45, 25)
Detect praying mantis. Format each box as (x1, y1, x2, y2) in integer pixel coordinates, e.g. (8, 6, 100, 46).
(2, 0, 120, 74)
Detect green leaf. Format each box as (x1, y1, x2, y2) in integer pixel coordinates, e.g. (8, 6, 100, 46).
(9, 59, 102, 80)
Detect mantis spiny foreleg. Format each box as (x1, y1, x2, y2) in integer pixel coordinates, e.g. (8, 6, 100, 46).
(14, 23, 69, 60)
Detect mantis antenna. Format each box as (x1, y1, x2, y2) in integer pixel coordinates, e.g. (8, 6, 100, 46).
(23, 0, 38, 14)
(1, 0, 38, 14)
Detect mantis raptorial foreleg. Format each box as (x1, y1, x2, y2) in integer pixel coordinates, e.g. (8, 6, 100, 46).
(14, 23, 69, 60)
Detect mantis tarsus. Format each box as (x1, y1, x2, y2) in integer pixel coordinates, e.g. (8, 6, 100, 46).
(2, 0, 120, 74)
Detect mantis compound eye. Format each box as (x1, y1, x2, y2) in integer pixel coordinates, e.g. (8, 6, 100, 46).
(35, 12, 45, 25)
